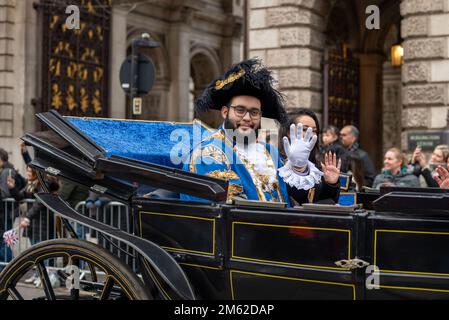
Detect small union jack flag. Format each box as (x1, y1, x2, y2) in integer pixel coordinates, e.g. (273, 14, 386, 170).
(3, 228, 18, 248)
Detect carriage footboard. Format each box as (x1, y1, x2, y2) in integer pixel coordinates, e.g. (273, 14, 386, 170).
(34, 192, 196, 300)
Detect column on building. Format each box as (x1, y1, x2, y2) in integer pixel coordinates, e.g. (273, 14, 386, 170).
(221, 0, 245, 69)
(109, 7, 128, 119)
(167, 6, 193, 122)
(0, 0, 35, 173)
(0, 0, 15, 154)
(401, 0, 449, 149)
(247, 0, 327, 116)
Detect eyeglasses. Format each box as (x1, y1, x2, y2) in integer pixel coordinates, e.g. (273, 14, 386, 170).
(229, 105, 262, 119)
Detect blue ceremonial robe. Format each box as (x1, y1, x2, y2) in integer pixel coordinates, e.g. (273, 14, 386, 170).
(181, 125, 292, 206)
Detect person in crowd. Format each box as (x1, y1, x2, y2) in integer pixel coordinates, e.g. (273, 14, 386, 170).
(279, 108, 341, 205)
(58, 178, 89, 209)
(347, 152, 365, 192)
(7, 165, 59, 242)
(6, 165, 59, 286)
(339, 125, 375, 187)
(373, 147, 420, 189)
(0, 148, 25, 200)
(434, 166, 449, 189)
(0, 147, 26, 266)
(20, 142, 32, 165)
(319, 125, 348, 172)
(411, 144, 449, 188)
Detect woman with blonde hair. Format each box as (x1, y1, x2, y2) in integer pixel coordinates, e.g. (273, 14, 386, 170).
(373, 147, 420, 189)
(412, 144, 449, 187)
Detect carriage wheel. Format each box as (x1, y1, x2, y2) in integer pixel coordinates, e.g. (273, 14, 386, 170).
(0, 239, 152, 300)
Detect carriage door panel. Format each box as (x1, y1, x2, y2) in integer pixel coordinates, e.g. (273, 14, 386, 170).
(133, 198, 228, 299)
(228, 208, 361, 300)
(366, 213, 449, 299)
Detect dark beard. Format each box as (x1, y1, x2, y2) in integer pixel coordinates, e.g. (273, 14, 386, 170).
(224, 114, 259, 146)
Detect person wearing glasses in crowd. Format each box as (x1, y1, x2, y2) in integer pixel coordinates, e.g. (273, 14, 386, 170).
(181, 59, 340, 206)
(339, 125, 376, 187)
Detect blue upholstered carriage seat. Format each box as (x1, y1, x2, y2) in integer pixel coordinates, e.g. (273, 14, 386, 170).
(67, 117, 214, 199)
(67, 117, 213, 169)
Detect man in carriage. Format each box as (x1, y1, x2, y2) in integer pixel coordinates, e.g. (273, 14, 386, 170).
(181, 58, 341, 205)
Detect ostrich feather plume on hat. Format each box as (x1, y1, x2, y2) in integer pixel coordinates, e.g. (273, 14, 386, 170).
(194, 58, 287, 123)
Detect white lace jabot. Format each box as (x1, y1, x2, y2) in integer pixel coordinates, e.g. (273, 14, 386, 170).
(278, 160, 323, 191)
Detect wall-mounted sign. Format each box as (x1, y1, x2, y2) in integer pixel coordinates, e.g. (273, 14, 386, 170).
(408, 131, 443, 151)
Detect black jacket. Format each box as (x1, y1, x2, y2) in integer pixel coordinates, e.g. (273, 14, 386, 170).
(0, 162, 25, 199)
(411, 164, 439, 188)
(348, 145, 375, 188)
(9, 181, 53, 240)
(288, 178, 340, 206)
(9, 180, 45, 221)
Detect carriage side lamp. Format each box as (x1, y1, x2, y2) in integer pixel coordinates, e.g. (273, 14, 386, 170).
(391, 44, 404, 67)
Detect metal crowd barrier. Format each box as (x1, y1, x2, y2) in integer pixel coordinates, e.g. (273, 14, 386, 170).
(1, 198, 137, 272)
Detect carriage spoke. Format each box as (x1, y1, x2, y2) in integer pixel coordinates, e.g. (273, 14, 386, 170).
(70, 257, 80, 300)
(37, 262, 56, 301)
(99, 277, 115, 300)
(7, 287, 24, 300)
(87, 262, 98, 283)
(0, 239, 148, 300)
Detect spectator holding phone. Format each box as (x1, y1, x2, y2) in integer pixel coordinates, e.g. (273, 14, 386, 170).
(411, 144, 449, 188)
(0, 148, 25, 200)
(434, 166, 449, 189)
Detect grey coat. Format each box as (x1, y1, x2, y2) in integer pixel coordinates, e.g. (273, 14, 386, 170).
(373, 168, 420, 189)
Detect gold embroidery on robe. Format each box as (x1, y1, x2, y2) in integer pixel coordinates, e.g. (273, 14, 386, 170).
(264, 148, 284, 202)
(209, 130, 226, 141)
(189, 145, 231, 173)
(206, 169, 239, 180)
(227, 183, 244, 202)
(308, 188, 316, 203)
(201, 145, 229, 163)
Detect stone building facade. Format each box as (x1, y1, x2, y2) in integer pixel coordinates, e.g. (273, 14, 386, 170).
(0, 0, 244, 174)
(2, 0, 449, 174)
(247, 0, 449, 169)
(401, 0, 449, 152)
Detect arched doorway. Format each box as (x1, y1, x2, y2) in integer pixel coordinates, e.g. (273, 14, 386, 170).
(323, 0, 402, 170)
(190, 45, 221, 127)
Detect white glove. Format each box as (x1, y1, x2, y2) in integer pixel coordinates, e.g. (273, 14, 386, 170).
(283, 123, 317, 168)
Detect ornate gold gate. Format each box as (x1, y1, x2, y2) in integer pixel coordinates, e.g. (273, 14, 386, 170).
(40, 0, 111, 117)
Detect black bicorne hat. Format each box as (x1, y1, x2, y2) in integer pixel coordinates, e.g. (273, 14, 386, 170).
(194, 58, 287, 123)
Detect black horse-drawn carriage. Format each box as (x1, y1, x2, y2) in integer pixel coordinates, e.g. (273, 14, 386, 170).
(1, 110, 449, 300)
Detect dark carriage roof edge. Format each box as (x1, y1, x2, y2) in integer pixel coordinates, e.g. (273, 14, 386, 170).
(35, 110, 106, 163)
